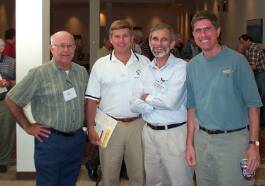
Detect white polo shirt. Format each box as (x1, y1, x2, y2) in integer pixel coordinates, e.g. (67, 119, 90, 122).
(85, 50, 150, 118)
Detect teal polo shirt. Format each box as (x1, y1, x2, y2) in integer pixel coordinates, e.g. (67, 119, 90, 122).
(187, 46, 262, 130)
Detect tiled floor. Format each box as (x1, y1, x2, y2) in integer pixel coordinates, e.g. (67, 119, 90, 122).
(1, 164, 265, 186)
(0, 165, 129, 186)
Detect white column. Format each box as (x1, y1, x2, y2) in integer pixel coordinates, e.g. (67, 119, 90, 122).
(89, 0, 100, 69)
(16, 0, 50, 172)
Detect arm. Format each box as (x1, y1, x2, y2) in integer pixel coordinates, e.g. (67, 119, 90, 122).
(144, 66, 186, 110)
(5, 96, 50, 142)
(246, 107, 260, 173)
(130, 78, 154, 114)
(185, 108, 197, 166)
(86, 98, 100, 145)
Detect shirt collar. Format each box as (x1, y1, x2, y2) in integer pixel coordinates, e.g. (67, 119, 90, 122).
(110, 50, 139, 64)
(150, 53, 175, 70)
(50, 58, 78, 74)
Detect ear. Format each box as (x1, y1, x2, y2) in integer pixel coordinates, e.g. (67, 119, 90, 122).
(109, 35, 113, 45)
(170, 40, 176, 50)
(131, 34, 135, 44)
(216, 27, 221, 38)
(50, 45, 54, 54)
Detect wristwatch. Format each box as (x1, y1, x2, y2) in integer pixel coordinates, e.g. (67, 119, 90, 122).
(249, 140, 260, 146)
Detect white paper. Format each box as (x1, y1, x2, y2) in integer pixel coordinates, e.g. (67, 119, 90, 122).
(95, 109, 117, 148)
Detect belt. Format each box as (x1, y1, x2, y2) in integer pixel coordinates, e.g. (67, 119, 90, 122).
(50, 128, 80, 137)
(147, 122, 186, 130)
(199, 126, 247, 135)
(111, 116, 139, 123)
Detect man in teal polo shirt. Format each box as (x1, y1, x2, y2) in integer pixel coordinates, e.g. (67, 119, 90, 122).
(5, 31, 88, 186)
(185, 11, 262, 186)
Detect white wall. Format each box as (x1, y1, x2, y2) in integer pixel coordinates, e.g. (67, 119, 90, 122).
(221, 0, 265, 49)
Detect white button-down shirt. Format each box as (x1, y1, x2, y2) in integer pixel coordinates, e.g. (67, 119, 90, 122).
(130, 54, 187, 125)
(85, 50, 149, 118)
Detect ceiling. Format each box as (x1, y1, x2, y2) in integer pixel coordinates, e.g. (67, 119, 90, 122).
(52, 0, 185, 4)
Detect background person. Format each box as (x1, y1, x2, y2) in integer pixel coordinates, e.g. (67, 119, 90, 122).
(239, 34, 265, 127)
(2, 28, 16, 58)
(0, 38, 16, 173)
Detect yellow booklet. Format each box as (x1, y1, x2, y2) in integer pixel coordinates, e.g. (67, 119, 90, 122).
(95, 109, 117, 148)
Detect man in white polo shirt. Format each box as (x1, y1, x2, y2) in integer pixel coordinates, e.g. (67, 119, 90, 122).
(130, 22, 193, 186)
(85, 19, 150, 186)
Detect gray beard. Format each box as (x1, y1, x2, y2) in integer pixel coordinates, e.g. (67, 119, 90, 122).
(151, 47, 170, 58)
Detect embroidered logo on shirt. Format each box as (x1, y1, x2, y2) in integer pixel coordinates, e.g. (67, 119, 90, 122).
(134, 69, 142, 78)
(222, 69, 234, 77)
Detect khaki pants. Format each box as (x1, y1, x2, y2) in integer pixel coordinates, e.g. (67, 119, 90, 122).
(143, 124, 193, 186)
(194, 128, 252, 186)
(99, 118, 145, 186)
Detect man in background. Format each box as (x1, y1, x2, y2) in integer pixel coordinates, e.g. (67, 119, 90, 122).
(97, 37, 112, 59)
(2, 28, 16, 58)
(239, 34, 265, 127)
(0, 38, 16, 173)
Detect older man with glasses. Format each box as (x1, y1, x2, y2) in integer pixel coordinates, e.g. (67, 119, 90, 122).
(5, 31, 88, 186)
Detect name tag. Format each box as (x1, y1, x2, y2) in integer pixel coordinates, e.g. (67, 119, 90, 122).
(63, 87, 77, 102)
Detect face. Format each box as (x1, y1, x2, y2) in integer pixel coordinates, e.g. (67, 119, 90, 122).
(149, 28, 175, 58)
(239, 38, 250, 49)
(109, 28, 133, 54)
(192, 19, 221, 52)
(50, 32, 76, 66)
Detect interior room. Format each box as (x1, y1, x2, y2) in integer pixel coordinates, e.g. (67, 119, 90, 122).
(1, 0, 265, 185)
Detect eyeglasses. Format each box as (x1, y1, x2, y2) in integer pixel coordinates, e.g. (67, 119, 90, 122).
(52, 44, 76, 50)
(193, 26, 215, 35)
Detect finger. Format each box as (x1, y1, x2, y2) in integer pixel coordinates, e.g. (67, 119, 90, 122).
(186, 157, 194, 166)
(35, 135, 43, 142)
(247, 160, 256, 172)
(39, 128, 51, 135)
(38, 131, 50, 138)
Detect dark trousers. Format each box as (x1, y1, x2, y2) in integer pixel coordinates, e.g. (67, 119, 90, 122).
(255, 71, 265, 126)
(34, 128, 86, 186)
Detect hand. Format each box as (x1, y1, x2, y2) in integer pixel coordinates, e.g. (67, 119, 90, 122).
(140, 93, 149, 101)
(185, 144, 197, 166)
(88, 127, 100, 145)
(246, 145, 260, 173)
(0, 79, 9, 87)
(24, 123, 51, 142)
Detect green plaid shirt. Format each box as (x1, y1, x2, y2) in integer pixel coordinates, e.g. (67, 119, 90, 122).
(7, 59, 89, 132)
(246, 43, 265, 72)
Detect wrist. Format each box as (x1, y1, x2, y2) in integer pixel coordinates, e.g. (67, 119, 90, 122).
(249, 140, 260, 147)
(88, 125, 95, 129)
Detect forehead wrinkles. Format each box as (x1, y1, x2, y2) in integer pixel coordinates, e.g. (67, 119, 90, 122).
(150, 29, 170, 40)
